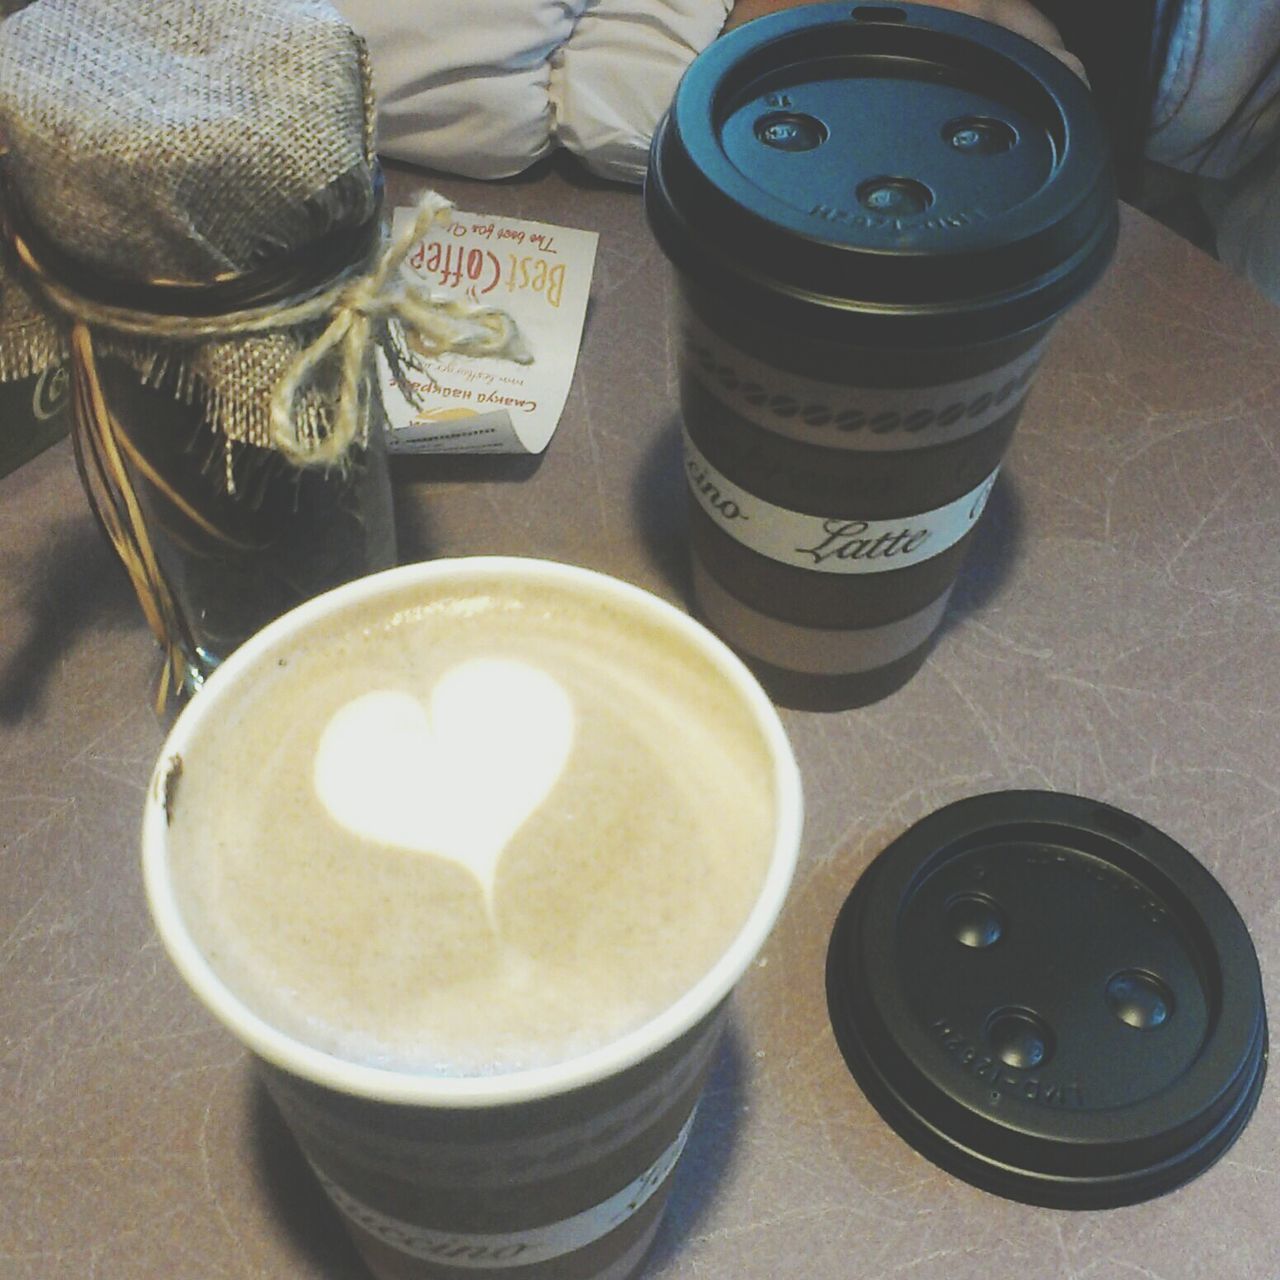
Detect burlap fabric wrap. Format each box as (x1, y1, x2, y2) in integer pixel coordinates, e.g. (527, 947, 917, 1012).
(0, 0, 395, 454)
(0, 254, 61, 384)
(0, 249, 69, 479)
(0, 0, 523, 696)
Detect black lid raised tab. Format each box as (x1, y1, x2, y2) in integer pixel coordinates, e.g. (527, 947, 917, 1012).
(646, 2, 1119, 345)
(826, 791, 1268, 1208)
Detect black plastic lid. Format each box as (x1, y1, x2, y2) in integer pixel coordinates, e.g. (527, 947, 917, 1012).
(646, 3, 1119, 345)
(826, 792, 1268, 1208)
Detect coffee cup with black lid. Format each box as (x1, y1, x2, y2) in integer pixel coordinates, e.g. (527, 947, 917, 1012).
(646, 1, 1119, 708)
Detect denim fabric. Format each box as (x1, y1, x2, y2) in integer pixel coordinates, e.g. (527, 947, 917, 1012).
(1148, 0, 1280, 178)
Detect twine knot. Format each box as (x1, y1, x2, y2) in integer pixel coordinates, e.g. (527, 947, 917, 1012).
(270, 190, 530, 467)
(7, 186, 530, 467)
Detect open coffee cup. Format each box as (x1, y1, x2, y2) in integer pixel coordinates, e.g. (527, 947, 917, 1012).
(142, 556, 803, 1280)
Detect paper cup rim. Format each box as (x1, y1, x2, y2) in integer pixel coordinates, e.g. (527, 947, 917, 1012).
(142, 556, 803, 1107)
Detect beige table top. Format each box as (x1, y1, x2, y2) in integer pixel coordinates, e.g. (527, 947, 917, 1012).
(3, 159, 1278, 1279)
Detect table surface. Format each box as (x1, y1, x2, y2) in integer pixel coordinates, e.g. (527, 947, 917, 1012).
(3, 158, 1279, 1280)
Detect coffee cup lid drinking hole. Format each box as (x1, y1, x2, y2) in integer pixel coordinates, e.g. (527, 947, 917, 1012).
(646, 2, 1119, 344)
(825, 791, 1268, 1208)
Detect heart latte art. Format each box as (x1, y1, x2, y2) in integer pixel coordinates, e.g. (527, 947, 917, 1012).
(167, 576, 776, 1075)
(314, 661, 575, 920)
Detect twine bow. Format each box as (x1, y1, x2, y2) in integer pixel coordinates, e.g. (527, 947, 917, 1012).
(9, 188, 529, 463)
(2, 188, 530, 705)
(269, 190, 530, 465)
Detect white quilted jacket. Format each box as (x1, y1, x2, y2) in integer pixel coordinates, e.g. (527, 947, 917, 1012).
(332, 0, 730, 183)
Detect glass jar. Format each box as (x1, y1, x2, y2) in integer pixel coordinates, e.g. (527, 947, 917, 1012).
(97, 354, 396, 693)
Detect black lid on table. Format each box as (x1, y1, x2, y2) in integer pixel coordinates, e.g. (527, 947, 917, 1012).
(826, 791, 1268, 1208)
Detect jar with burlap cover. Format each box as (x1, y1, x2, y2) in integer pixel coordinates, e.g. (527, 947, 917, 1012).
(0, 0, 524, 701)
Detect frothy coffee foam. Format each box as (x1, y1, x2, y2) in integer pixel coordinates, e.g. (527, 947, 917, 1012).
(168, 577, 776, 1076)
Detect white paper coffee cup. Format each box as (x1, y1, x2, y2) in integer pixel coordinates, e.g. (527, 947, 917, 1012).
(143, 556, 803, 1280)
